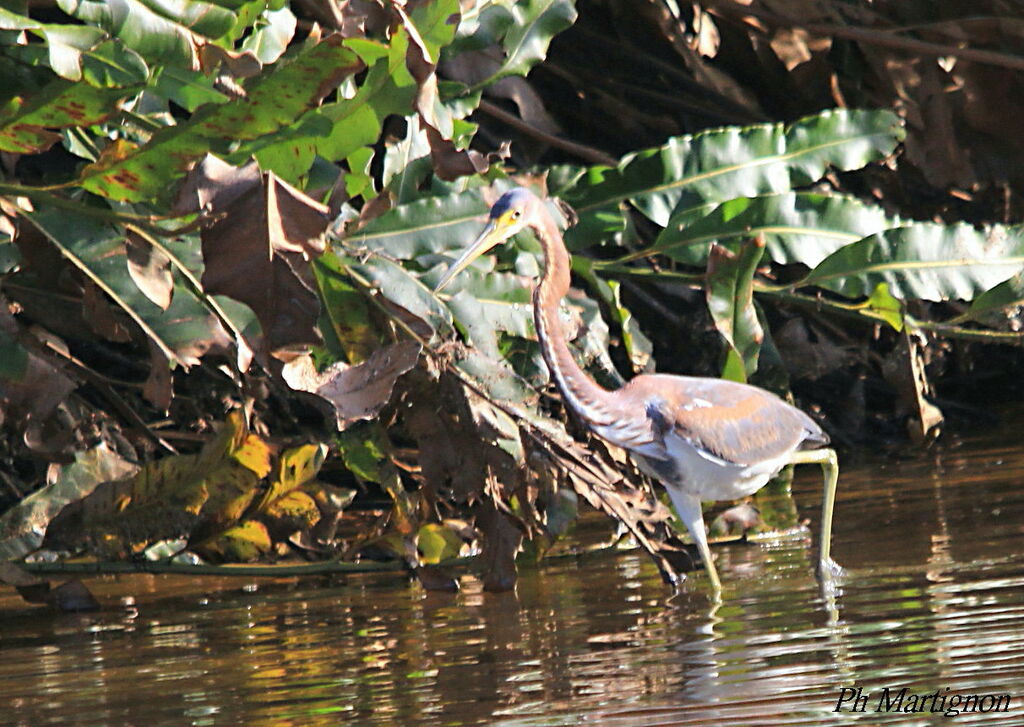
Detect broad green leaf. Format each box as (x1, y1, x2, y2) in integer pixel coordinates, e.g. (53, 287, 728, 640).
(650, 191, 902, 267)
(417, 522, 463, 564)
(151, 66, 232, 111)
(334, 422, 391, 484)
(966, 272, 1024, 322)
(454, 348, 539, 408)
(562, 109, 904, 250)
(344, 255, 454, 340)
(0, 9, 122, 82)
(447, 288, 534, 358)
(0, 79, 140, 153)
(313, 254, 380, 363)
(455, 0, 577, 89)
(346, 189, 492, 262)
(706, 239, 766, 381)
(25, 207, 246, 367)
(76, 34, 363, 201)
(78, 39, 149, 87)
(58, 0, 237, 68)
(241, 35, 409, 179)
(800, 223, 1024, 301)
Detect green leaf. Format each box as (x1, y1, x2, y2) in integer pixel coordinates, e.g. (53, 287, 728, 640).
(313, 254, 380, 364)
(0, 8, 115, 82)
(417, 522, 463, 564)
(0, 79, 140, 153)
(800, 223, 1024, 301)
(75, 34, 363, 201)
(706, 239, 766, 381)
(456, 0, 577, 89)
(447, 288, 534, 358)
(334, 421, 392, 484)
(344, 255, 454, 340)
(58, 0, 238, 68)
(573, 256, 652, 372)
(24, 207, 252, 367)
(453, 348, 539, 408)
(561, 109, 904, 250)
(238, 27, 425, 178)
(862, 282, 904, 331)
(345, 189, 491, 262)
(239, 5, 296, 64)
(966, 272, 1024, 322)
(79, 39, 149, 87)
(650, 191, 902, 267)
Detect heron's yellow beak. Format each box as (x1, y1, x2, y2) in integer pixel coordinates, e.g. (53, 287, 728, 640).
(435, 219, 506, 291)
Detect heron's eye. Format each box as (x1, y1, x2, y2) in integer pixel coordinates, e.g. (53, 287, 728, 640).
(510, 210, 521, 220)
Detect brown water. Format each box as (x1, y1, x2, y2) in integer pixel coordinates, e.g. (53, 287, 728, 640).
(2, 427, 1024, 727)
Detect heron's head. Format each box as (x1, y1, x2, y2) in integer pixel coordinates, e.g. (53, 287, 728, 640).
(435, 187, 540, 290)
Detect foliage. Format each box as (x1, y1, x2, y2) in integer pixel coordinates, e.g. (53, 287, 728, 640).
(2, 0, 1024, 601)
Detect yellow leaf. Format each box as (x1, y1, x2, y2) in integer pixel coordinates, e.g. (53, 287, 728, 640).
(261, 490, 320, 533)
(232, 433, 273, 477)
(257, 443, 328, 512)
(199, 464, 262, 527)
(416, 523, 463, 565)
(195, 520, 271, 562)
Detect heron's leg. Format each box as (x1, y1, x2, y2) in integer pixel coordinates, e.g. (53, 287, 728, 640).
(665, 488, 722, 593)
(788, 447, 841, 578)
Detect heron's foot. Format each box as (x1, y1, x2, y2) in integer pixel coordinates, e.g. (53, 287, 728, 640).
(817, 556, 845, 580)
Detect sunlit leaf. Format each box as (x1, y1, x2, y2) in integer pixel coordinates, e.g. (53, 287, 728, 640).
(195, 519, 271, 562)
(0, 80, 139, 153)
(416, 522, 463, 564)
(800, 223, 1024, 301)
(706, 239, 766, 381)
(650, 191, 902, 267)
(75, 34, 363, 201)
(58, 0, 238, 68)
(561, 109, 904, 250)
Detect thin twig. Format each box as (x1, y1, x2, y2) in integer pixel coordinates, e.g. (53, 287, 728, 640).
(477, 99, 619, 167)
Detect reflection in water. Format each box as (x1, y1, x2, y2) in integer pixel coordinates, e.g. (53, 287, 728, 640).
(2, 429, 1024, 726)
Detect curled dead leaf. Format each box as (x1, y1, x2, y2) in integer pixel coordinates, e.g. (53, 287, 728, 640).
(282, 341, 421, 429)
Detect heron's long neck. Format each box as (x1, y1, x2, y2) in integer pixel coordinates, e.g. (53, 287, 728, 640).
(532, 215, 617, 427)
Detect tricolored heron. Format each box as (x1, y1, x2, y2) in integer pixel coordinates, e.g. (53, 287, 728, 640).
(436, 187, 840, 592)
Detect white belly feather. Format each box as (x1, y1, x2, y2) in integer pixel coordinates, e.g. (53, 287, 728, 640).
(632, 431, 793, 502)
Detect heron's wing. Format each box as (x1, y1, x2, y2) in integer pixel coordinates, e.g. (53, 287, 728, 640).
(620, 374, 827, 467)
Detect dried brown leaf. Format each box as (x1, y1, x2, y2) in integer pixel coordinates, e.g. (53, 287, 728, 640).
(179, 157, 331, 352)
(283, 341, 421, 429)
(425, 123, 489, 181)
(143, 339, 173, 412)
(82, 280, 132, 343)
(126, 231, 173, 310)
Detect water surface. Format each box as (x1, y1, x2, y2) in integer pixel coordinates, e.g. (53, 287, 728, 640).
(2, 428, 1023, 726)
